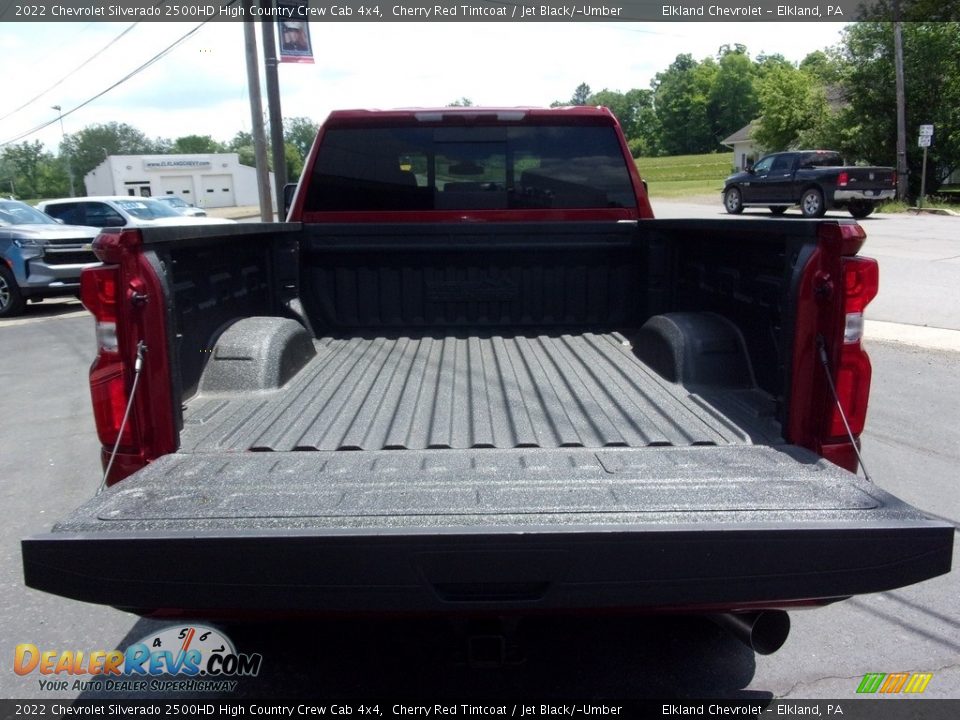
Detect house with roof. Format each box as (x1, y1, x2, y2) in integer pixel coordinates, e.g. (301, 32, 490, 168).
(722, 122, 759, 172)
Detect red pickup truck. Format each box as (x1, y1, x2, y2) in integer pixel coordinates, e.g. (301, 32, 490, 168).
(23, 107, 952, 653)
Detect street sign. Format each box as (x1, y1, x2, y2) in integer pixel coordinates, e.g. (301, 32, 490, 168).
(918, 125, 934, 208)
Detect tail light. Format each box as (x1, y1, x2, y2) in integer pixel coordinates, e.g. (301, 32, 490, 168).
(891, 170, 897, 188)
(81, 265, 136, 449)
(788, 223, 877, 473)
(81, 228, 176, 486)
(826, 256, 879, 439)
(837, 171, 849, 187)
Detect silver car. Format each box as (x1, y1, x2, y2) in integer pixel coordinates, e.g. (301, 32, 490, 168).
(36, 196, 234, 228)
(154, 195, 208, 217)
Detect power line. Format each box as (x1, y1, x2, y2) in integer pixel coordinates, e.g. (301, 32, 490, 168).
(0, 22, 210, 148)
(0, 24, 140, 124)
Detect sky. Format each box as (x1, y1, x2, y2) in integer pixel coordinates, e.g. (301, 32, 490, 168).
(0, 20, 849, 153)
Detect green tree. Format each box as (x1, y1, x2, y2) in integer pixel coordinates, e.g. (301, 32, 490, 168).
(226, 131, 253, 150)
(151, 136, 173, 154)
(223, 129, 301, 180)
(0, 141, 47, 198)
(652, 54, 717, 155)
(834, 21, 960, 195)
(571, 83, 592, 106)
(755, 53, 793, 79)
(553, 83, 593, 107)
(708, 46, 759, 143)
(61, 122, 158, 180)
(0, 153, 18, 197)
(171, 134, 224, 154)
(753, 64, 827, 152)
(35, 157, 71, 198)
(587, 88, 660, 156)
(225, 131, 255, 167)
(791, 49, 848, 151)
(284, 142, 303, 182)
(283, 117, 319, 161)
(446, 98, 475, 107)
(799, 49, 844, 85)
(0, 142, 71, 199)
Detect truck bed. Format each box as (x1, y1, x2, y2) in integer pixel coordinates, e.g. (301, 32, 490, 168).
(180, 331, 779, 453)
(28, 333, 950, 615)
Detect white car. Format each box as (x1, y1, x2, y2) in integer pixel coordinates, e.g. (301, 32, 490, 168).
(154, 195, 208, 217)
(36, 196, 234, 228)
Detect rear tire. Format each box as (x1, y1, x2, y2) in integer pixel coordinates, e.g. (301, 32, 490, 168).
(0, 265, 26, 318)
(724, 187, 744, 214)
(769, 206, 788, 215)
(800, 188, 826, 218)
(848, 202, 875, 219)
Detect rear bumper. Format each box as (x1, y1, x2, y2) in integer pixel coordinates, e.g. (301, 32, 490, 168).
(22, 446, 954, 616)
(833, 189, 895, 203)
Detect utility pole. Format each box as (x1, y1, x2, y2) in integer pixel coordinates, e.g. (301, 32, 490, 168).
(893, 1, 908, 201)
(261, 5, 287, 218)
(51, 105, 75, 197)
(243, 0, 274, 222)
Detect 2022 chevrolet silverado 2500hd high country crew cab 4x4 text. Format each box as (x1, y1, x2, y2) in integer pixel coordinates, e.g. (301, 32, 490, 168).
(22, 108, 952, 641)
(722, 151, 896, 219)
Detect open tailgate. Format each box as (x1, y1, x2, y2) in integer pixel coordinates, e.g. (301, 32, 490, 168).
(23, 446, 953, 614)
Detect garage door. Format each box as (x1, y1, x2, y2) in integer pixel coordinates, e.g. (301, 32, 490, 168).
(159, 175, 196, 202)
(201, 174, 235, 208)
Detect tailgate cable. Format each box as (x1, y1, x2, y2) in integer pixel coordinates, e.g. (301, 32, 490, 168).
(816, 335, 872, 483)
(98, 340, 146, 495)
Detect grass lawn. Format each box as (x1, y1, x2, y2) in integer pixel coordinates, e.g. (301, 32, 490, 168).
(877, 198, 958, 213)
(641, 178, 726, 199)
(634, 153, 731, 199)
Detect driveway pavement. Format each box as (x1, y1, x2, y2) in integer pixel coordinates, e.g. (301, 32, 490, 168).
(653, 199, 960, 349)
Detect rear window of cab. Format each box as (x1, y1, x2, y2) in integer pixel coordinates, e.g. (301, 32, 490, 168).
(305, 125, 636, 212)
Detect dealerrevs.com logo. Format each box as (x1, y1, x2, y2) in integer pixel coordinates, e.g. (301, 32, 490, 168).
(14, 625, 262, 693)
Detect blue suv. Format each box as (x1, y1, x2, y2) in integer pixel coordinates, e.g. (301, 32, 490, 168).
(0, 200, 100, 317)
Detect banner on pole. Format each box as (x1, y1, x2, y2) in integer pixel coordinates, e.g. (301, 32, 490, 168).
(277, 1, 314, 64)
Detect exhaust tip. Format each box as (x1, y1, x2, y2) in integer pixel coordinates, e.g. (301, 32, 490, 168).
(709, 610, 791, 655)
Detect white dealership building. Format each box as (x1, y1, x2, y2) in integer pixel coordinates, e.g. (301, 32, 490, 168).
(84, 153, 276, 209)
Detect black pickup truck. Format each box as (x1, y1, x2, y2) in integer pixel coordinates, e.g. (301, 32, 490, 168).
(22, 109, 951, 649)
(723, 151, 896, 219)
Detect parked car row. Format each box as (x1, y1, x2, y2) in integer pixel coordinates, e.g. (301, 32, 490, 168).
(0, 195, 234, 317)
(37, 196, 232, 228)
